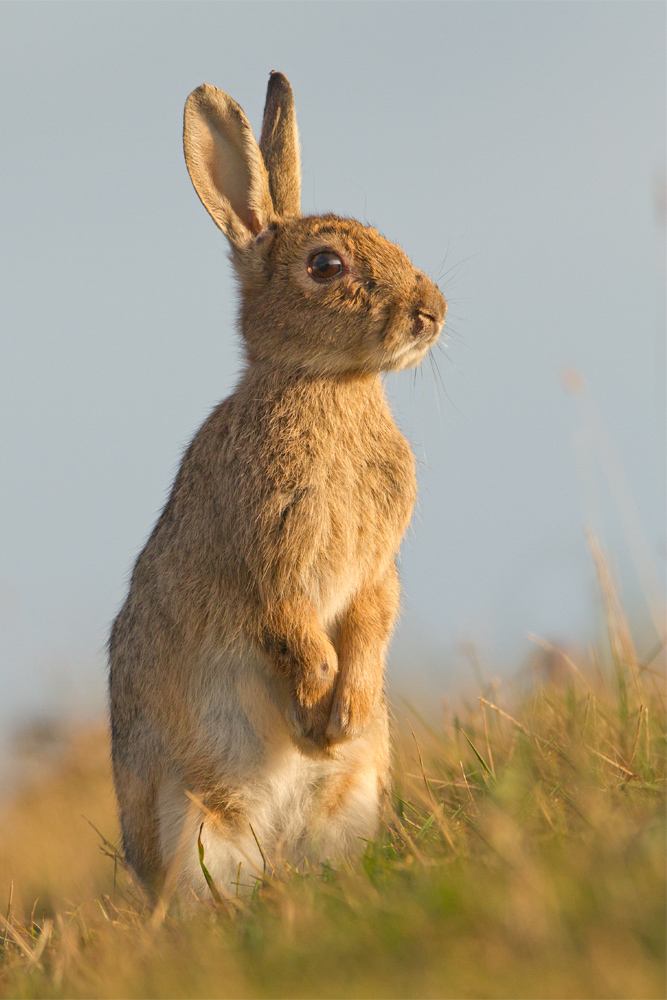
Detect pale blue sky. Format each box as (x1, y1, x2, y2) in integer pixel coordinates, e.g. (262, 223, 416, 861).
(1, 1, 665, 735)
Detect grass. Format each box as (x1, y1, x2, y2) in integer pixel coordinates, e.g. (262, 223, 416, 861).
(0, 564, 664, 997)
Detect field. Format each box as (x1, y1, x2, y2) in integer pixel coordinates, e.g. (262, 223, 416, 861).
(0, 569, 664, 999)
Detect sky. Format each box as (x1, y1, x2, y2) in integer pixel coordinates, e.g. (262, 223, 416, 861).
(0, 1, 665, 739)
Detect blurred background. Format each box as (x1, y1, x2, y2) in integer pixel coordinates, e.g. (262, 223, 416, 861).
(1, 1, 665, 759)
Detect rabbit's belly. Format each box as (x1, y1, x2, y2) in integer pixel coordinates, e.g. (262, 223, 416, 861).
(158, 644, 386, 897)
(158, 745, 318, 897)
(161, 729, 384, 899)
(190, 642, 287, 778)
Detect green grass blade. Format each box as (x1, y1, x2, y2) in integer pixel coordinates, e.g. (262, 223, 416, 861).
(462, 729, 494, 777)
(197, 823, 225, 906)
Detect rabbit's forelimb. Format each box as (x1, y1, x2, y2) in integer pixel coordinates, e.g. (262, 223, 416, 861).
(260, 597, 339, 748)
(326, 562, 400, 744)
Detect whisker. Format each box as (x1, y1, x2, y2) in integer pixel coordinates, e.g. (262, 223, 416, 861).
(438, 274, 469, 296)
(431, 238, 454, 284)
(435, 250, 480, 286)
(427, 350, 446, 434)
(420, 362, 427, 467)
(438, 327, 466, 347)
(432, 350, 465, 418)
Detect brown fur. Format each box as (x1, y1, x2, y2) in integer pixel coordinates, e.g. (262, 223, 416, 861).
(109, 73, 446, 898)
(259, 71, 301, 217)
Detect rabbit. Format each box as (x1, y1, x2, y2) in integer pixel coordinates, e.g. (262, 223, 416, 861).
(109, 71, 446, 902)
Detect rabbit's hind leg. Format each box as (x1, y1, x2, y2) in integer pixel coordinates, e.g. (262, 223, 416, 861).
(197, 816, 267, 899)
(307, 752, 388, 866)
(112, 755, 164, 899)
(157, 776, 266, 902)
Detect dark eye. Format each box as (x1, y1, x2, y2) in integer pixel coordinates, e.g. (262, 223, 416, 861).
(307, 250, 345, 282)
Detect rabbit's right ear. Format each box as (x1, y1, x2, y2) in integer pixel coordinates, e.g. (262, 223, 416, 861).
(259, 72, 301, 218)
(183, 84, 274, 248)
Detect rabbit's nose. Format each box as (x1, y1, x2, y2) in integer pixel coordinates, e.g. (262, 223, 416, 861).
(411, 309, 437, 338)
(411, 295, 447, 339)
(413, 277, 447, 324)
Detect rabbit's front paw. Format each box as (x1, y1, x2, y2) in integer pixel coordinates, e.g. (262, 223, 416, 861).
(288, 654, 338, 749)
(326, 681, 376, 744)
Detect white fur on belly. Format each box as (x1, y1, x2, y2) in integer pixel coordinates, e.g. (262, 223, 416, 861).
(157, 643, 385, 901)
(158, 741, 382, 900)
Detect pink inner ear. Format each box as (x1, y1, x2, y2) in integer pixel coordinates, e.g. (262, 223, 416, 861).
(204, 127, 259, 235)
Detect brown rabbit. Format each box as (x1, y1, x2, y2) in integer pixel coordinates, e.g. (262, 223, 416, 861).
(109, 71, 446, 901)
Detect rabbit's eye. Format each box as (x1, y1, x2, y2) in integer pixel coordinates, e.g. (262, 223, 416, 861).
(307, 250, 345, 282)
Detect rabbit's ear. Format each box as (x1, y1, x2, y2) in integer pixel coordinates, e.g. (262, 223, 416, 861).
(184, 84, 274, 247)
(259, 72, 301, 218)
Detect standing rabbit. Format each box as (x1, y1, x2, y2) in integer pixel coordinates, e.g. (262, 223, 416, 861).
(109, 71, 446, 901)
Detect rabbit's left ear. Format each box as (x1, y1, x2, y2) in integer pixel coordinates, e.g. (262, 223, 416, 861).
(184, 84, 274, 247)
(259, 72, 301, 218)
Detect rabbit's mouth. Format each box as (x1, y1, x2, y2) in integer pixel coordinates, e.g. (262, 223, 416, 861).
(379, 302, 444, 370)
(383, 331, 442, 371)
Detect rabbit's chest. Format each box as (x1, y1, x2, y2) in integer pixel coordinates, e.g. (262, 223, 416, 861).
(348, 442, 416, 536)
(311, 428, 417, 603)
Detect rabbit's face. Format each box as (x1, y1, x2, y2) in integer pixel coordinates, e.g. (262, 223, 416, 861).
(238, 215, 446, 376)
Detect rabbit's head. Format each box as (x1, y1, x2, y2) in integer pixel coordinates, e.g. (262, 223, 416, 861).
(184, 73, 446, 376)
